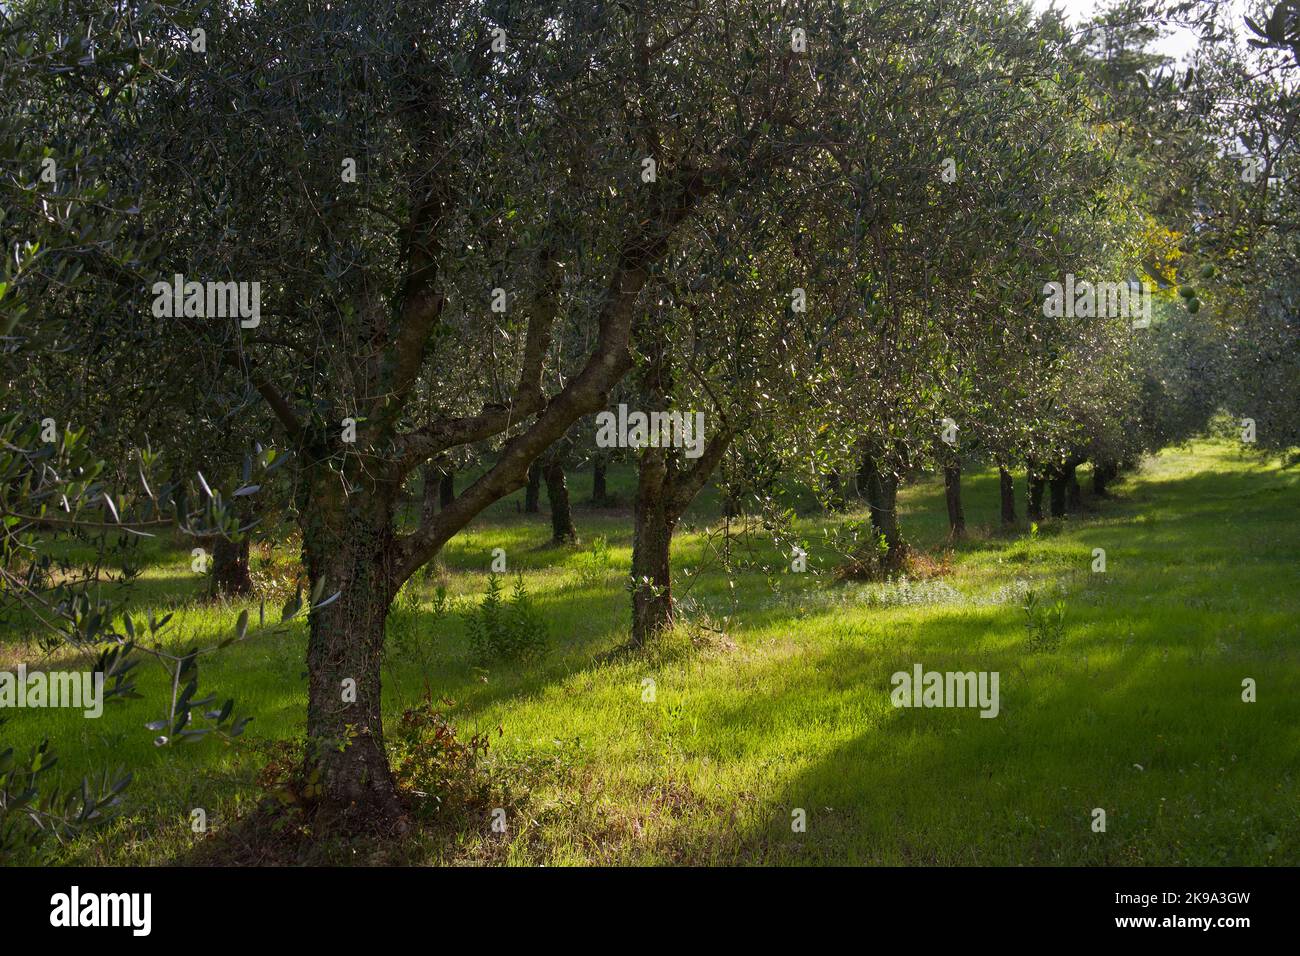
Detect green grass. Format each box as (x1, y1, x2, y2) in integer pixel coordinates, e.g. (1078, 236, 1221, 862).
(3, 439, 1297, 865)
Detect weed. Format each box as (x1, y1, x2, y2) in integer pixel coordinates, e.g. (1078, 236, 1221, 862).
(1023, 589, 1066, 652)
(466, 573, 548, 664)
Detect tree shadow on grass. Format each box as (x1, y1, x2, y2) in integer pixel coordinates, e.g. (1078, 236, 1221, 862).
(658, 601, 1300, 865)
(144, 446, 1300, 864)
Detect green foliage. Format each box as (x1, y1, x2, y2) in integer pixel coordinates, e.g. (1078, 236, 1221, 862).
(839, 527, 908, 581)
(1022, 590, 1067, 653)
(389, 700, 493, 824)
(1, 445, 1296, 865)
(0, 415, 283, 854)
(0, 725, 131, 857)
(3, 0, 1297, 861)
(466, 573, 548, 665)
(388, 579, 452, 666)
(574, 535, 613, 589)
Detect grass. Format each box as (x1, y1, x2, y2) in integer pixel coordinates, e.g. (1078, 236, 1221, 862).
(2, 438, 1297, 865)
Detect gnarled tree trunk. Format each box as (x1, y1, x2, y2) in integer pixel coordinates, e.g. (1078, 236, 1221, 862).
(944, 461, 966, 538)
(210, 535, 253, 598)
(631, 448, 675, 646)
(543, 459, 577, 544)
(591, 458, 608, 505)
(998, 465, 1016, 528)
(525, 463, 541, 513)
(300, 477, 403, 824)
(1027, 462, 1046, 522)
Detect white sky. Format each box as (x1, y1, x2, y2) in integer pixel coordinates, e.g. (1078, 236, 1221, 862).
(1029, 0, 1247, 63)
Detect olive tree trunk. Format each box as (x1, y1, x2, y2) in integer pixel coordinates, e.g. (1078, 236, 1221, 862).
(210, 535, 253, 598)
(300, 477, 403, 822)
(874, 470, 903, 559)
(631, 448, 675, 646)
(998, 465, 1016, 528)
(1092, 460, 1116, 497)
(629, 416, 735, 648)
(543, 459, 577, 544)
(1049, 469, 1068, 518)
(1027, 462, 1046, 522)
(854, 449, 906, 570)
(525, 463, 541, 513)
(944, 461, 966, 538)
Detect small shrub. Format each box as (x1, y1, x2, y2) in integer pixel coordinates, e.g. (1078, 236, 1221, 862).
(838, 530, 911, 581)
(248, 534, 306, 602)
(389, 577, 455, 665)
(254, 736, 319, 812)
(1023, 590, 1066, 652)
(389, 699, 493, 824)
(249, 706, 495, 835)
(466, 573, 548, 664)
(574, 535, 612, 588)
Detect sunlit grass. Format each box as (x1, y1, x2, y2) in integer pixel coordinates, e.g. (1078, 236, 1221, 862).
(3, 439, 1296, 865)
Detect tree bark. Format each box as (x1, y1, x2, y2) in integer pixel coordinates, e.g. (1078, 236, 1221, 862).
(855, 452, 905, 570)
(1049, 469, 1068, 518)
(944, 461, 966, 538)
(210, 535, 253, 598)
(591, 458, 608, 505)
(438, 469, 454, 508)
(859, 453, 882, 513)
(300, 479, 403, 824)
(421, 463, 442, 525)
(1092, 460, 1116, 497)
(1027, 465, 1046, 522)
(875, 469, 904, 562)
(999, 466, 1016, 528)
(525, 463, 541, 513)
(543, 460, 577, 544)
(631, 449, 675, 647)
(1065, 463, 1082, 513)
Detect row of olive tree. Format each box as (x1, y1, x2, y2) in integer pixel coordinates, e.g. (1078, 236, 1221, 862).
(5, 0, 1293, 836)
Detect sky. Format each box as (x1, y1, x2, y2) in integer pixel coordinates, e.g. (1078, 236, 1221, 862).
(1028, 0, 1242, 63)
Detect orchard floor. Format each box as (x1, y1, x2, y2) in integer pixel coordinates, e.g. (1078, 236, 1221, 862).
(3, 439, 1297, 865)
